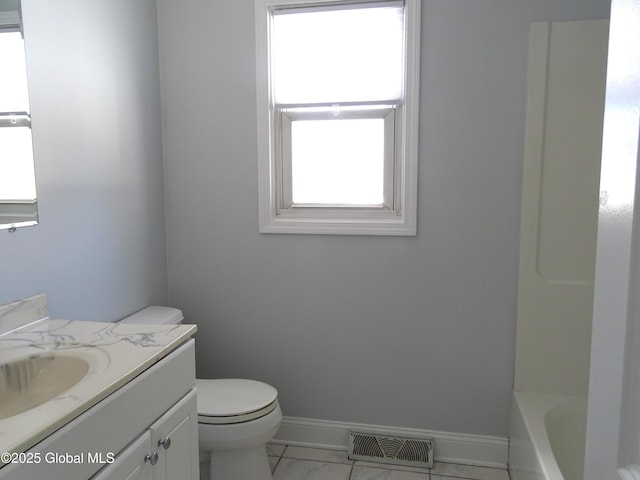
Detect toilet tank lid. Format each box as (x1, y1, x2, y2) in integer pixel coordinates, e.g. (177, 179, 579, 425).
(120, 306, 183, 325)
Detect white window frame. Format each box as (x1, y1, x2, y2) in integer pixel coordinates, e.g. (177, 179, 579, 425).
(0, 13, 30, 131)
(0, 11, 37, 222)
(255, 0, 420, 235)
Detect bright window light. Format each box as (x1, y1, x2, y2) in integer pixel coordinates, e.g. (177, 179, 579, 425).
(291, 118, 384, 205)
(0, 32, 30, 112)
(272, 4, 404, 104)
(0, 127, 36, 200)
(0, 29, 35, 202)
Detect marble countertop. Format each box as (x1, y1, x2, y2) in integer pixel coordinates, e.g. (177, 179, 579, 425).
(0, 317, 196, 461)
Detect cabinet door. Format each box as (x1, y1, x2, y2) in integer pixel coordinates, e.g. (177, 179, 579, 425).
(91, 432, 152, 480)
(149, 389, 199, 480)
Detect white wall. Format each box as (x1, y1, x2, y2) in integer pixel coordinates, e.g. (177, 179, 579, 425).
(0, 0, 167, 321)
(158, 0, 610, 437)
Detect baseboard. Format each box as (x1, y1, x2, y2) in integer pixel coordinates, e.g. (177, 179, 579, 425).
(272, 416, 508, 469)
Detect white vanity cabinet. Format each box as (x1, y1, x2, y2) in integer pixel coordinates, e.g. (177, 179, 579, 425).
(91, 389, 198, 480)
(0, 339, 199, 480)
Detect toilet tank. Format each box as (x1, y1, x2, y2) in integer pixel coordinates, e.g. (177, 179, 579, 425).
(120, 306, 184, 325)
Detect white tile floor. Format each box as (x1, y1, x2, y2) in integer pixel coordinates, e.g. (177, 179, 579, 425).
(267, 445, 510, 480)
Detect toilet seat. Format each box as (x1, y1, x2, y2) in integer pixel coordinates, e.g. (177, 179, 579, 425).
(196, 379, 278, 425)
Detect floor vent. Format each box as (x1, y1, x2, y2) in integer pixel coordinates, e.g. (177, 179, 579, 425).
(348, 431, 434, 468)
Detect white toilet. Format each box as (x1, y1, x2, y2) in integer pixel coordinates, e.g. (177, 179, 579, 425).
(120, 306, 282, 480)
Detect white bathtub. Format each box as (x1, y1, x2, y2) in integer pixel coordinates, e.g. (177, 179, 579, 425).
(509, 392, 587, 480)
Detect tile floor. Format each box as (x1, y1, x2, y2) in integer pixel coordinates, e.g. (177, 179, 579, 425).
(267, 445, 510, 480)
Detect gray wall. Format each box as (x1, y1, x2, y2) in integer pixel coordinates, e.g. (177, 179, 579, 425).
(0, 0, 167, 321)
(158, 0, 610, 437)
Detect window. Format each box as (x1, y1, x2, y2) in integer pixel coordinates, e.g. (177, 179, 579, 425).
(0, 11, 37, 226)
(255, 0, 420, 235)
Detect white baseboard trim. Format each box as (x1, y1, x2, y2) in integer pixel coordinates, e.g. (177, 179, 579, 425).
(273, 416, 508, 469)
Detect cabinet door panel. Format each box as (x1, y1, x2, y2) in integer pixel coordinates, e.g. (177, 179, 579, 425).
(91, 432, 152, 480)
(149, 389, 199, 480)
(164, 414, 196, 479)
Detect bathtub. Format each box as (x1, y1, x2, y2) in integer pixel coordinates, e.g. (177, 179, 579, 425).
(509, 392, 587, 480)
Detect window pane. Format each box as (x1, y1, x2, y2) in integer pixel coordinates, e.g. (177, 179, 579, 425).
(273, 5, 404, 104)
(291, 118, 384, 205)
(0, 127, 36, 200)
(0, 31, 30, 112)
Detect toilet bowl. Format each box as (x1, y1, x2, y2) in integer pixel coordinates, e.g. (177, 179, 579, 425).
(120, 306, 281, 480)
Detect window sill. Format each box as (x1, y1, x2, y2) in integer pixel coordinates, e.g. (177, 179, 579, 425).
(259, 210, 416, 236)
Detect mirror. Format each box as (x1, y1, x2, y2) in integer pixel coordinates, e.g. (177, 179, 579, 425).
(0, 0, 37, 231)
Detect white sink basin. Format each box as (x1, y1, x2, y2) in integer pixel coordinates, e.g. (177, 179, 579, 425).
(0, 353, 90, 420)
